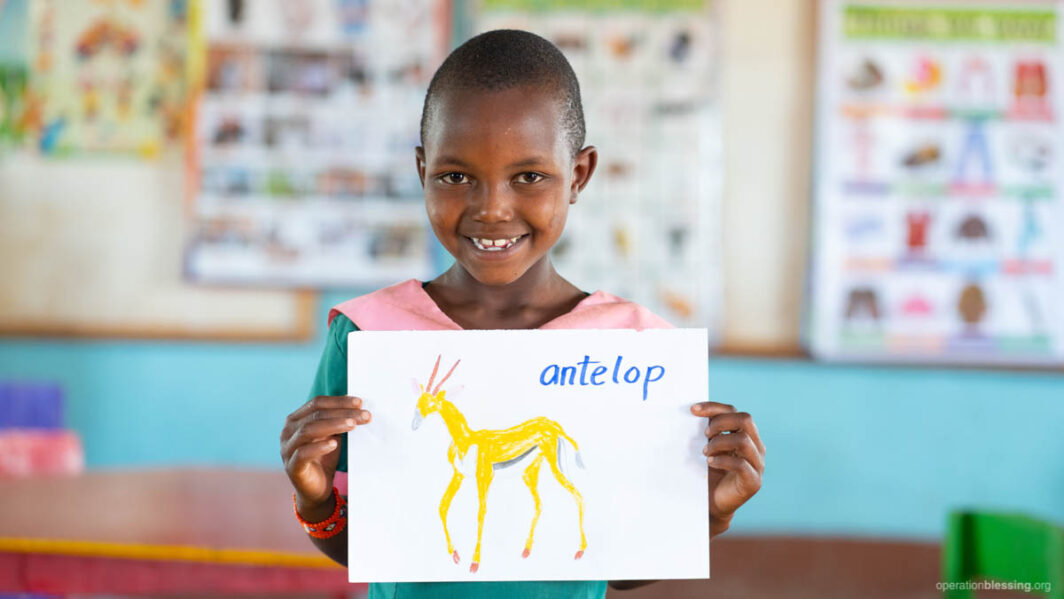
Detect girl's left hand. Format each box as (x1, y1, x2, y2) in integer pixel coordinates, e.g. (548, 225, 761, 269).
(691, 401, 766, 537)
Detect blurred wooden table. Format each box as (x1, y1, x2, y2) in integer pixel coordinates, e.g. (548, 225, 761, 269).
(3, 470, 964, 598)
(607, 536, 946, 599)
(0, 469, 357, 596)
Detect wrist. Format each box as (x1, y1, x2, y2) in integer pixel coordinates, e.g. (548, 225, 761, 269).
(294, 487, 347, 539)
(295, 490, 337, 523)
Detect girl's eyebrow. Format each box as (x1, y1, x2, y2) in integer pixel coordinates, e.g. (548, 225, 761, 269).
(506, 157, 550, 169)
(435, 156, 472, 168)
(433, 156, 551, 170)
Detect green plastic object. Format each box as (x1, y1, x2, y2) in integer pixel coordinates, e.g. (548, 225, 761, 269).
(942, 511, 1064, 599)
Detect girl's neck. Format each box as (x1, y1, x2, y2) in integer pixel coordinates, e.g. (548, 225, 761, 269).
(425, 259, 585, 330)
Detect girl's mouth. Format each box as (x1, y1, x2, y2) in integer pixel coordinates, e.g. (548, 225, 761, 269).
(468, 235, 526, 252)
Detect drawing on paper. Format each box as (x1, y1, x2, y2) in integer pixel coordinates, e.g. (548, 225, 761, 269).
(411, 356, 586, 573)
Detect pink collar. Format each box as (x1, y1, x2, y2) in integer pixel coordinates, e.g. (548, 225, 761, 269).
(329, 279, 672, 331)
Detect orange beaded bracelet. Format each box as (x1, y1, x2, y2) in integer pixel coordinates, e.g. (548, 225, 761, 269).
(293, 487, 347, 539)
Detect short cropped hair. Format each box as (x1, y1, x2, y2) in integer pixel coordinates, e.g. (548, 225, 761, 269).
(419, 29, 586, 157)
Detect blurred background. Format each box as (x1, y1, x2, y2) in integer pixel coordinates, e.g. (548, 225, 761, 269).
(0, 0, 1061, 598)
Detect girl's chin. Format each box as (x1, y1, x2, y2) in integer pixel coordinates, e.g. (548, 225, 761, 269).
(451, 259, 551, 288)
(462, 267, 531, 287)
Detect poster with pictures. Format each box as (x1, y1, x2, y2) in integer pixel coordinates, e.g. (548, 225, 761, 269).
(22, 0, 189, 157)
(809, 0, 1064, 365)
(184, 0, 449, 287)
(473, 0, 723, 334)
(0, 0, 30, 149)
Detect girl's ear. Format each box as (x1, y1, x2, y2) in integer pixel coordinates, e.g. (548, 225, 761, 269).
(415, 146, 427, 188)
(570, 145, 598, 204)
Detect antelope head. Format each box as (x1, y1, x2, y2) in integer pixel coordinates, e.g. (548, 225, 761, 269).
(412, 355, 460, 431)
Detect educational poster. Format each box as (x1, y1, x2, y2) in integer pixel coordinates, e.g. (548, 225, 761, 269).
(23, 0, 189, 157)
(473, 0, 723, 334)
(347, 329, 710, 583)
(809, 1, 1064, 365)
(0, 0, 30, 149)
(183, 0, 448, 287)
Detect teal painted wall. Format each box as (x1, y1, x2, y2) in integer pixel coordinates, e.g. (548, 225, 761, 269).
(1, 289, 1061, 540)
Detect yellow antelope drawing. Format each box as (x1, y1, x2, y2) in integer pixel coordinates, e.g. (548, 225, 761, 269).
(412, 355, 587, 573)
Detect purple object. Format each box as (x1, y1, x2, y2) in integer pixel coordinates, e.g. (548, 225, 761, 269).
(0, 382, 64, 429)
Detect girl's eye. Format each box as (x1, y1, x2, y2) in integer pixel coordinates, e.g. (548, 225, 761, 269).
(440, 172, 468, 184)
(517, 172, 543, 184)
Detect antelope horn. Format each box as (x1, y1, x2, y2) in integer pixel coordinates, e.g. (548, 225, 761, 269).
(432, 359, 461, 394)
(426, 355, 442, 391)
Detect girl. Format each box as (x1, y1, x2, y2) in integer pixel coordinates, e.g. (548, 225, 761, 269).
(280, 29, 765, 599)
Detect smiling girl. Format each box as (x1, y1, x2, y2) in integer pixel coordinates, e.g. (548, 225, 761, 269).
(280, 29, 765, 599)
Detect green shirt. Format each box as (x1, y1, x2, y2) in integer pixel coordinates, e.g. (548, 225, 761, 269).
(307, 313, 608, 599)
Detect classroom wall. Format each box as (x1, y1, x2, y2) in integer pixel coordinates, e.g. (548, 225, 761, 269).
(719, 0, 815, 350)
(1, 290, 1061, 541)
(1, 0, 1061, 542)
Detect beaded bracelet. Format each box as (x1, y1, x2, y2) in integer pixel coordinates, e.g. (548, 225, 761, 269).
(293, 487, 347, 539)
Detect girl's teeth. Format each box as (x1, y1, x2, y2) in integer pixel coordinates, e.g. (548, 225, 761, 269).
(472, 237, 521, 251)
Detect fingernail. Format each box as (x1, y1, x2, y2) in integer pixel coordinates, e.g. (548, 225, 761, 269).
(707, 456, 717, 465)
(358, 412, 370, 423)
(344, 418, 355, 427)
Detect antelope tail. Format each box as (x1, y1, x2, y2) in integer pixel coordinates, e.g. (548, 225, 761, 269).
(557, 432, 585, 474)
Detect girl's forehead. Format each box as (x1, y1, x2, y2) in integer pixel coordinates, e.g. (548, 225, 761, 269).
(425, 86, 568, 158)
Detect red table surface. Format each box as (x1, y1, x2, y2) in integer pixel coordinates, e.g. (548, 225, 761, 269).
(0, 469, 358, 595)
(1, 469, 954, 599)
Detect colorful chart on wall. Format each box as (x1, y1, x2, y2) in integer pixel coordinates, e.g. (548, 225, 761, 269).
(184, 0, 449, 287)
(0, 1, 313, 341)
(808, 0, 1064, 365)
(0, 0, 30, 149)
(346, 329, 710, 582)
(20, 0, 189, 157)
(471, 0, 723, 333)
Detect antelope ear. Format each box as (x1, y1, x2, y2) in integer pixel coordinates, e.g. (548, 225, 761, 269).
(410, 379, 422, 393)
(448, 384, 465, 400)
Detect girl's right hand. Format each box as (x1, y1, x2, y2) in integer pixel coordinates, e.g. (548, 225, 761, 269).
(281, 395, 371, 511)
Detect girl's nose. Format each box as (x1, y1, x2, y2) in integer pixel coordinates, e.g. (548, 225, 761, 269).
(472, 182, 514, 222)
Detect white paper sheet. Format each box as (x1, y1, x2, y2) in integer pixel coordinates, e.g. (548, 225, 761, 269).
(347, 328, 709, 583)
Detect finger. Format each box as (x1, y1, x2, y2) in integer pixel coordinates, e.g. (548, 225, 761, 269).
(289, 437, 340, 465)
(299, 414, 369, 440)
(287, 396, 363, 423)
(690, 401, 736, 418)
(302, 408, 372, 425)
(706, 455, 761, 494)
(706, 433, 763, 473)
(704, 411, 766, 455)
(282, 414, 369, 457)
(282, 405, 371, 442)
(704, 412, 749, 436)
(745, 417, 766, 457)
(701, 410, 766, 457)
(703, 432, 764, 473)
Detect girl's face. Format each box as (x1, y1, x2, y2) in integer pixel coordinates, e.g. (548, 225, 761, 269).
(416, 85, 596, 287)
